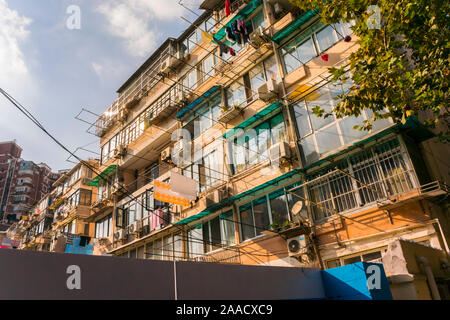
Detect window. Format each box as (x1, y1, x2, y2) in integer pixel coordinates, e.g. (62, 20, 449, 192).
(187, 212, 236, 258)
(66, 189, 92, 207)
(238, 187, 293, 242)
(201, 53, 216, 83)
(249, 9, 266, 30)
(227, 79, 247, 107)
(303, 138, 415, 221)
(188, 225, 203, 258)
(281, 21, 354, 74)
(183, 149, 222, 193)
(95, 214, 112, 239)
(227, 56, 279, 104)
(229, 113, 286, 173)
(292, 79, 392, 165)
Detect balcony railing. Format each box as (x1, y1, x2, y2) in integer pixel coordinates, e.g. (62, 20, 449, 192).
(93, 43, 179, 137)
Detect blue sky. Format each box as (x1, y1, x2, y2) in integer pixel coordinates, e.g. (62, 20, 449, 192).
(0, 0, 200, 171)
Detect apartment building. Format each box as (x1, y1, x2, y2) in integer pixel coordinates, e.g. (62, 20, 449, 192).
(6, 194, 54, 251)
(48, 160, 98, 252)
(87, 0, 449, 269)
(0, 141, 60, 224)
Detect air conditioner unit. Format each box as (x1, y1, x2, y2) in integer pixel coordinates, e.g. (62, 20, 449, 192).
(257, 78, 279, 101)
(172, 140, 189, 163)
(206, 186, 229, 206)
(113, 230, 122, 241)
(127, 222, 137, 234)
(136, 220, 143, 232)
(118, 108, 129, 121)
(159, 57, 172, 75)
(114, 145, 127, 158)
(160, 146, 172, 162)
(269, 141, 291, 163)
(287, 235, 310, 257)
(174, 91, 187, 106)
(249, 26, 269, 48)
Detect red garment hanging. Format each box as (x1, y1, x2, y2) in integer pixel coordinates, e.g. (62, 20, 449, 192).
(225, 0, 231, 17)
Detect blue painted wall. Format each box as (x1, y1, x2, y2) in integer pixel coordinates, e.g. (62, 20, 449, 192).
(322, 262, 393, 300)
(65, 237, 94, 255)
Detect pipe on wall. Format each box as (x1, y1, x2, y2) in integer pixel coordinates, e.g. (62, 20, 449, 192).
(417, 256, 441, 300)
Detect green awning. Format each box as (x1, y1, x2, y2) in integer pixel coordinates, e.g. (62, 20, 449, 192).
(174, 168, 301, 225)
(213, 0, 263, 42)
(272, 9, 319, 44)
(87, 165, 117, 186)
(222, 101, 283, 139)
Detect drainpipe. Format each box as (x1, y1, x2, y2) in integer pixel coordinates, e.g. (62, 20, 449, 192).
(417, 256, 441, 300)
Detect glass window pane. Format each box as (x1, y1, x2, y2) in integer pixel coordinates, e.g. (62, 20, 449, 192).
(210, 216, 222, 251)
(173, 233, 183, 260)
(297, 38, 317, 65)
(154, 238, 162, 260)
(163, 236, 173, 261)
(188, 226, 203, 258)
(316, 124, 342, 156)
(252, 196, 270, 236)
(239, 204, 255, 241)
(316, 25, 338, 52)
(220, 211, 236, 246)
(343, 256, 361, 265)
(300, 135, 319, 165)
(339, 116, 366, 145)
(293, 101, 311, 138)
(306, 88, 334, 131)
(269, 192, 290, 228)
(250, 64, 265, 94)
(283, 50, 301, 74)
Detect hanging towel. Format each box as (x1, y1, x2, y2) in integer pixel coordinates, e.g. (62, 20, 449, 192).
(229, 47, 236, 56)
(225, 0, 231, 17)
(201, 30, 214, 43)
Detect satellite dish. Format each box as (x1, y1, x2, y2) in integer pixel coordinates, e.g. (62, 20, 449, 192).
(291, 201, 304, 216)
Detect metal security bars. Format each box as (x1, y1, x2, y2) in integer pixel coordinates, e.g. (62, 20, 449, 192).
(306, 138, 417, 221)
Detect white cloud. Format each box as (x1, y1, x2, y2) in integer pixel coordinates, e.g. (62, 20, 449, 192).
(97, 0, 185, 57)
(0, 0, 33, 92)
(91, 61, 103, 77)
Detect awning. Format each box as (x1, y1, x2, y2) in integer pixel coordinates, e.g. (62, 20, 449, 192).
(272, 9, 319, 44)
(222, 101, 283, 139)
(87, 165, 117, 186)
(174, 169, 301, 225)
(213, 0, 264, 42)
(175, 86, 221, 119)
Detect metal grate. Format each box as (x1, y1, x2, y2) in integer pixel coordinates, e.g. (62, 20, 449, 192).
(307, 138, 416, 220)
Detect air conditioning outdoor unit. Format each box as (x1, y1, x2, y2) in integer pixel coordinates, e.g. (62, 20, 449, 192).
(287, 235, 310, 257)
(257, 78, 279, 101)
(118, 108, 129, 122)
(159, 57, 172, 75)
(249, 26, 269, 48)
(172, 140, 189, 164)
(160, 145, 172, 162)
(269, 141, 291, 163)
(114, 145, 127, 158)
(127, 222, 137, 235)
(136, 220, 143, 232)
(113, 230, 122, 241)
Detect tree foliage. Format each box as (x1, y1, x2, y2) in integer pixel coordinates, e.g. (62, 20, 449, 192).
(290, 0, 449, 141)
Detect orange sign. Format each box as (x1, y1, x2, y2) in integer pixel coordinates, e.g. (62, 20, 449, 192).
(154, 180, 191, 207)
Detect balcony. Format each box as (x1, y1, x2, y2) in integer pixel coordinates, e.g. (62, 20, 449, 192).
(377, 180, 449, 210)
